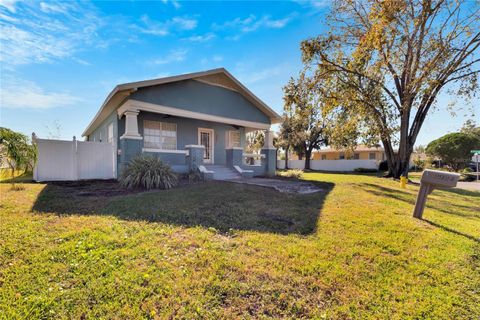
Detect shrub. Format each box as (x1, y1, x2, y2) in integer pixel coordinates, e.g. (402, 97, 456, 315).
(120, 155, 178, 190)
(353, 168, 378, 173)
(278, 169, 303, 179)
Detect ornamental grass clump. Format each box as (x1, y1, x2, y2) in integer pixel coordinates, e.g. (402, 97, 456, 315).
(120, 155, 178, 190)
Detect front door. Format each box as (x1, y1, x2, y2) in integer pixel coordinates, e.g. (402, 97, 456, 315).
(198, 128, 214, 164)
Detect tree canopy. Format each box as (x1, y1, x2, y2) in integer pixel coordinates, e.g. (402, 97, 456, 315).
(426, 132, 480, 170)
(282, 71, 328, 169)
(301, 0, 479, 178)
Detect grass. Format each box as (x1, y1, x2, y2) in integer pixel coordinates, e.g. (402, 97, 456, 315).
(0, 173, 479, 319)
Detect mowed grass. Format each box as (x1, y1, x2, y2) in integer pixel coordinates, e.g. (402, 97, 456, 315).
(0, 173, 479, 319)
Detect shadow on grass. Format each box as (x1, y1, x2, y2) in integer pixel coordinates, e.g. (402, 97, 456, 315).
(423, 219, 480, 243)
(360, 183, 479, 218)
(0, 172, 33, 184)
(31, 180, 334, 235)
(358, 182, 480, 243)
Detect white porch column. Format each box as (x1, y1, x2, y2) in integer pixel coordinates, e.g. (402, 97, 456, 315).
(120, 110, 142, 140)
(263, 129, 275, 149)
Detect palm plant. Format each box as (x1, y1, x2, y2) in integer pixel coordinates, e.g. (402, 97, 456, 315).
(119, 155, 178, 190)
(0, 128, 37, 189)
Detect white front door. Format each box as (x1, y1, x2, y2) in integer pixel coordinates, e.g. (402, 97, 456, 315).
(198, 128, 214, 164)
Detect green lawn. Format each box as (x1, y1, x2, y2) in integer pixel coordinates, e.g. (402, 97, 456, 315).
(0, 173, 479, 319)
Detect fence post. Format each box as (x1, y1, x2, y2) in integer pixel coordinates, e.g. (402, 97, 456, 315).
(72, 136, 78, 180)
(32, 133, 38, 181)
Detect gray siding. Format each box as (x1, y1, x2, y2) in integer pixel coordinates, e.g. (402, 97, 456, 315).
(87, 110, 118, 145)
(130, 80, 271, 124)
(118, 111, 246, 166)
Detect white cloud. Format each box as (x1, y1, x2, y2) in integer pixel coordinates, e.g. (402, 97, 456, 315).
(295, 0, 331, 9)
(185, 32, 216, 42)
(161, 0, 181, 9)
(235, 64, 285, 85)
(200, 55, 223, 66)
(39, 2, 69, 14)
(136, 15, 168, 36)
(214, 14, 294, 35)
(0, 78, 80, 109)
(171, 17, 197, 30)
(72, 57, 92, 66)
(135, 15, 198, 36)
(0, 0, 17, 12)
(150, 49, 188, 65)
(0, 1, 104, 66)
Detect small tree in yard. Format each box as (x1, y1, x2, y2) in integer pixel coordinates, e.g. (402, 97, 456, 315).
(426, 132, 480, 171)
(0, 128, 37, 188)
(277, 113, 297, 169)
(283, 71, 328, 170)
(301, 0, 480, 178)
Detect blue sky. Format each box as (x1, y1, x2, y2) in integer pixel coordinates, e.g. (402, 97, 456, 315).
(0, 0, 477, 146)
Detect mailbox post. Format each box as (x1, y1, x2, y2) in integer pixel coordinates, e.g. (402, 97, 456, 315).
(412, 170, 460, 219)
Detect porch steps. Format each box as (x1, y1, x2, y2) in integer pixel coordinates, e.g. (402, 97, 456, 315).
(204, 165, 242, 180)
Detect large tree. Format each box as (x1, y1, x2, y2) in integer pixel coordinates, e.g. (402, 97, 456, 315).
(302, 0, 479, 178)
(426, 132, 480, 170)
(283, 71, 328, 170)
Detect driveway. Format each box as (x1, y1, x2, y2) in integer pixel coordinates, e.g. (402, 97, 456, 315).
(228, 177, 324, 194)
(455, 181, 480, 192)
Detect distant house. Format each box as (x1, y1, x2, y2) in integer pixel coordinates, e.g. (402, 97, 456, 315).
(290, 145, 385, 161)
(82, 68, 281, 178)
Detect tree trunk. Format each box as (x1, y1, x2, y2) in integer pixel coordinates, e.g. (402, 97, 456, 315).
(285, 146, 289, 170)
(382, 138, 413, 179)
(305, 149, 312, 170)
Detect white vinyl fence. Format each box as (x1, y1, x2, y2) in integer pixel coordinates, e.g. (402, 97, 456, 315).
(277, 159, 379, 171)
(34, 136, 115, 182)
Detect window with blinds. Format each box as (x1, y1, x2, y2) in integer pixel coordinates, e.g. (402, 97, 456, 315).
(228, 130, 241, 148)
(144, 120, 177, 150)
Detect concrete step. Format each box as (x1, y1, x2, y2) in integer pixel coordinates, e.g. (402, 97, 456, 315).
(205, 165, 242, 180)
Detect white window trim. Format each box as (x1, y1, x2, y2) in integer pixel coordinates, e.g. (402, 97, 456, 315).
(143, 120, 178, 151)
(198, 128, 214, 164)
(227, 130, 241, 149)
(107, 123, 114, 144)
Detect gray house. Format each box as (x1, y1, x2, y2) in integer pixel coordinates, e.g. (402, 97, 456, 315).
(82, 68, 281, 178)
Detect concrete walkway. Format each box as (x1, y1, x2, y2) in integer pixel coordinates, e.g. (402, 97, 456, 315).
(227, 177, 324, 194)
(455, 181, 480, 192)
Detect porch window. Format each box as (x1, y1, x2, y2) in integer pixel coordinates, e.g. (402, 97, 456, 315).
(228, 130, 241, 148)
(144, 120, 177, 150)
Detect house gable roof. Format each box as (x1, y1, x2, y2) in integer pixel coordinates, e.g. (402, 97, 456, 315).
(82, 68, 281, 137)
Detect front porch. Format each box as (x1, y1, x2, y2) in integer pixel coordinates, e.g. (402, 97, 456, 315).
(117, 102, 277, 178)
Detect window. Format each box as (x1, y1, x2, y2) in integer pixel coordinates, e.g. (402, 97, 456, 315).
(354, 153, 360, 159)
(144, 120, 177, 150)
(321, 154, 327, 160)
(369, 152, 376, 160)
(107, 123, 114, 143)
(228, 130, 241, 148)
(339, 153, 345, 160)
